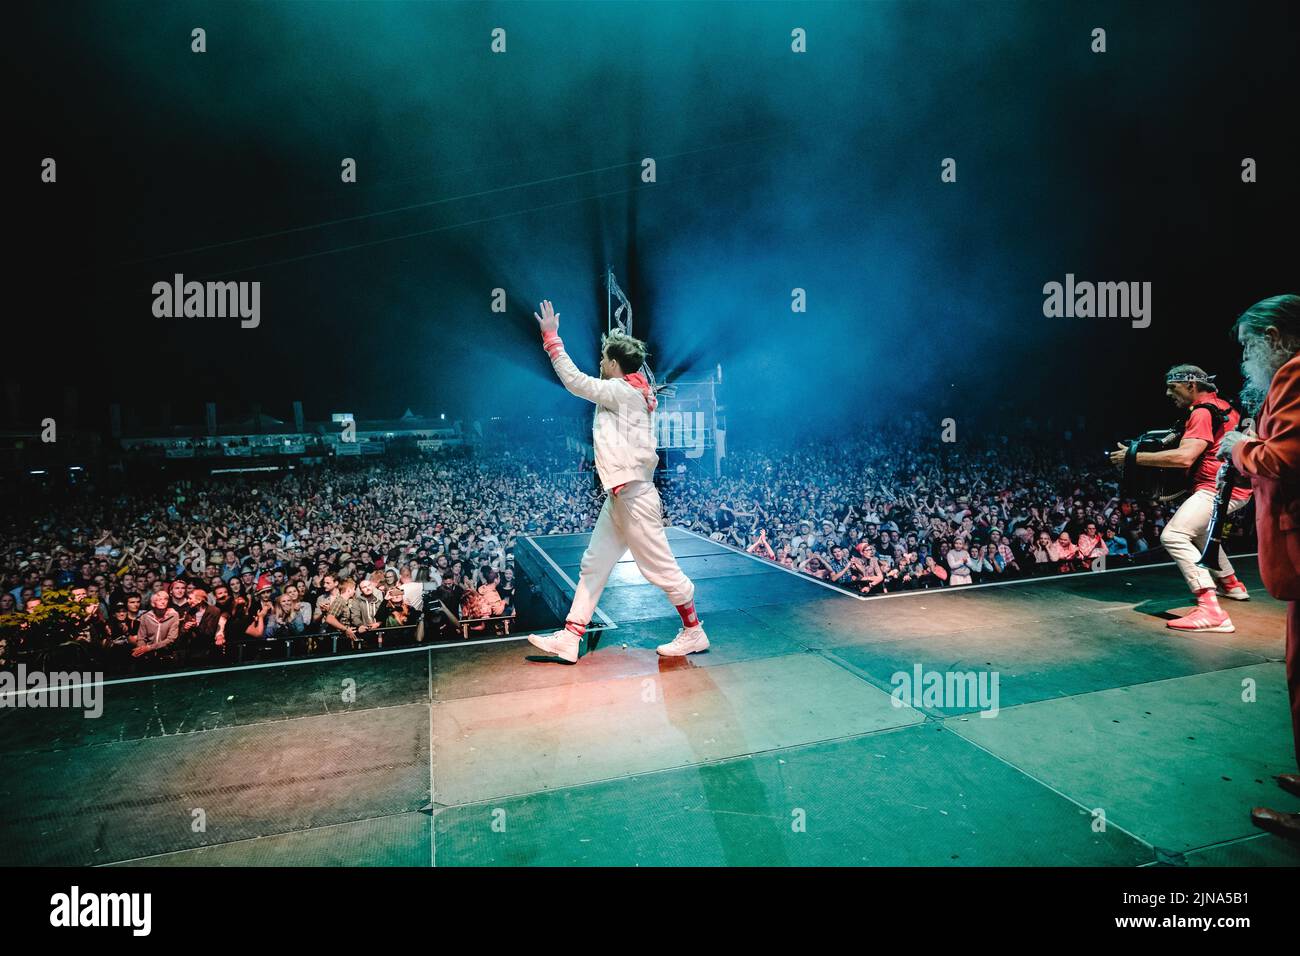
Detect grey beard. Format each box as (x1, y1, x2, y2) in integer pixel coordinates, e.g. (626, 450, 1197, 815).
(1239, 340, 1292, 414)
(1239, 383, 1266, 416)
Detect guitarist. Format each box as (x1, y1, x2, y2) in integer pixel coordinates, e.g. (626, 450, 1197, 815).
(1109, 365, 1252, 632)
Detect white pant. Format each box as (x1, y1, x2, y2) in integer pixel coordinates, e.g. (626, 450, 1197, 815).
(566, 481, 695, 627)
(1160, 488, 1249, 593)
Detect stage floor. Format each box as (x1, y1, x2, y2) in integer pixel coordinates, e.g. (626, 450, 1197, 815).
(2, 536, 1297, 867)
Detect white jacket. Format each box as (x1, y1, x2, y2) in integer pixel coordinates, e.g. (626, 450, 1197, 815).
(546, 335, 658, 490)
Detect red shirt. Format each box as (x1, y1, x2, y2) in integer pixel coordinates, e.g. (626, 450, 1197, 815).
(1183, 396, 1251, 499)
(1230, 353, 1300, 600)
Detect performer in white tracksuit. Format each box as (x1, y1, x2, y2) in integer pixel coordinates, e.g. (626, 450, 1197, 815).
(527, 299, 709, 663)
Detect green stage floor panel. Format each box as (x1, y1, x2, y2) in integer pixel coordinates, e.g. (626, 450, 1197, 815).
(431, 652, 925, 806)
(595, 570, 841, 623)
(433, 724, 1153, 867)
(112, 811, 432, 867)
(949, 662, 1300, 853)
(822, 617, 1269, 715)
(742, 590, 1103, 649)
(593, 551, 796, 586)
(541, 540, 749, 571)
(0, 702, 430, 866)
(0, 650, 430, 758)
(1182, 832, 1300, 867)
(431, 608, 809, 702)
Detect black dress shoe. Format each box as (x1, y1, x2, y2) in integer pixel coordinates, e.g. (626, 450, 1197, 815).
(1276, 773, 1300, 798)
(1251, 807, 1300, 842)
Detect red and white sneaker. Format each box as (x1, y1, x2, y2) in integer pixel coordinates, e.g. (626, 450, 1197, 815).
(527, 629, 581, 663)
(1216, 581, 1250, 601)
(1167, 607, 1235, 633)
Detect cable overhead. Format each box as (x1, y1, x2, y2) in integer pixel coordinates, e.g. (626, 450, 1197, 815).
(197, 156, 774, 281)
(119, 122, 836, 268)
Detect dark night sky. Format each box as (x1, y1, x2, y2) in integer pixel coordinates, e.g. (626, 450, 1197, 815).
(11, 0, 1298, 440)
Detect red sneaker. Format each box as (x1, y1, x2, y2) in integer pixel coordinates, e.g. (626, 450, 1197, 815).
(1216, 581, 1250, 601)
(1167, 606, 1235, 633)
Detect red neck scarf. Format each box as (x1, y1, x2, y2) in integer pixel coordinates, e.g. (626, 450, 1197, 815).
(622, 372, 657, 411)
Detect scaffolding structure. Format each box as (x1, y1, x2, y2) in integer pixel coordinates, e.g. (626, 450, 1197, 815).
(604, 269, 723, 476)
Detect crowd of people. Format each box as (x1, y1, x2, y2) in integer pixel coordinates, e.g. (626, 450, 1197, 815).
(0, 450, 550, 670)
(1, 420, 1246, 669)
(666, 420, 1189, 594)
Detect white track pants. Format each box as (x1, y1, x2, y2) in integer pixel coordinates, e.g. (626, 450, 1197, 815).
(566, 481, 695, 627)
(1160, 488, 1248, 593)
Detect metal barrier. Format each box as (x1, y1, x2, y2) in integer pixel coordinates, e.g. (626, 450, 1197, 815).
(10, 601, 527, 677)
(429, 600, 516, 640)
(196, 601, 516, 666)
(223, 621, 423, 664)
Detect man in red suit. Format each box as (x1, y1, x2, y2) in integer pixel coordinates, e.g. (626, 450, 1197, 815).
(1220, 293, 1300, 840)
